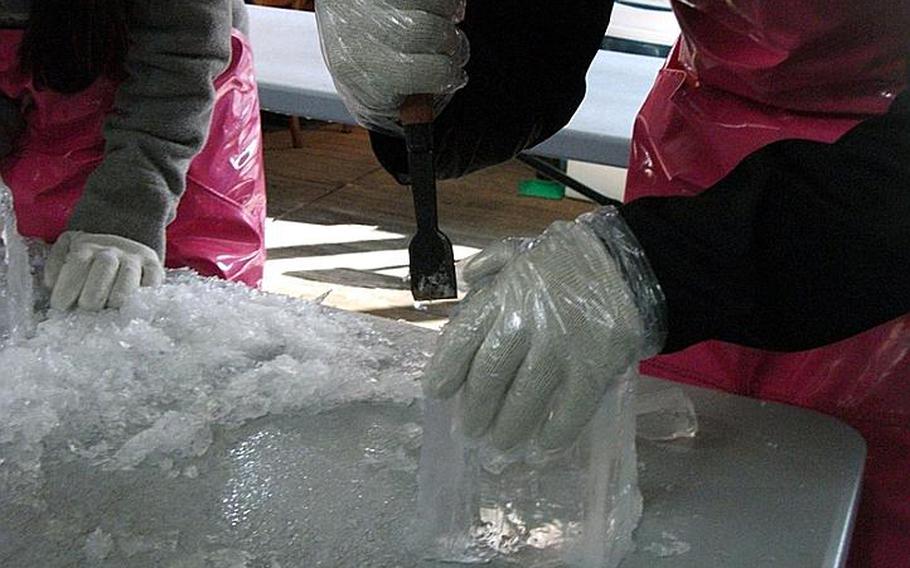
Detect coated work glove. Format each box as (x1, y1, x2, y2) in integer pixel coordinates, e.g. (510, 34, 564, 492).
(315, 0, 469, 133)
(44, 231, 164, 311)
(423, 210, 664, 451)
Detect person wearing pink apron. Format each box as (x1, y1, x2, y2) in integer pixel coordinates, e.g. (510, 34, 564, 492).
(319, 0, 909, 564)
(622, 3, 910, 565)
(0, 1, 266, 307)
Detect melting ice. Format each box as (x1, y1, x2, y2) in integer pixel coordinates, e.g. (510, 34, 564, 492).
(0, 181, 33, 343)
(0, 187, 693, 566)
(0, 254, 436, 566)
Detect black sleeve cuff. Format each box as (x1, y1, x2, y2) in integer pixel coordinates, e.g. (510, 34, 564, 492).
(621, 91, 910, 353)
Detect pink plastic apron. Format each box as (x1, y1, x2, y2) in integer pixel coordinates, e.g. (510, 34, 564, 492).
(0, 29, 266, 287)
(624, 2, 910, 566)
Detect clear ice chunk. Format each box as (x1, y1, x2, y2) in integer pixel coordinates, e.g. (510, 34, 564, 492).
(634, 380, 698, 442)
(413, 395, 483, 562)
(415, 369, 643, 568)
(0, 180, 34, 344)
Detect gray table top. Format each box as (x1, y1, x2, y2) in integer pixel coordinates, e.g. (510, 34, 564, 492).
(247, 5, 663, 168)
(623, 378, 865, 567)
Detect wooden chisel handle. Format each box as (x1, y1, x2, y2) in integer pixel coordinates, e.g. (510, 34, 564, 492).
(400, 94, 434, 125)
(400, 94, 438, 233)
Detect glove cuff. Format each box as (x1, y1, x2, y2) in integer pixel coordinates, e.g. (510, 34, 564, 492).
(577, 207, 667, 357)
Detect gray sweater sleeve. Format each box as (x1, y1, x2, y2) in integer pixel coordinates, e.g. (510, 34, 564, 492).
(66, 0, 237, 257)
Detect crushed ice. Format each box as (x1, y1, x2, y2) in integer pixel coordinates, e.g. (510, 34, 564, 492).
(0, 268, 426, 506)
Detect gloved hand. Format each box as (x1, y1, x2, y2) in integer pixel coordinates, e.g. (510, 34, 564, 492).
(315, 0, 469, 133)
(44, 231, 165, 311)
(423, 211, 661, 451)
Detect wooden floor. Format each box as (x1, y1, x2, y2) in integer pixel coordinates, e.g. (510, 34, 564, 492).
(262, 121, 592, 328)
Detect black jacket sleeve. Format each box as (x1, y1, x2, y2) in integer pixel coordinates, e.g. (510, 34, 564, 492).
(0, 95, 23, 159)
(368, 0, 614, 182)
(620, 89, 910, 353)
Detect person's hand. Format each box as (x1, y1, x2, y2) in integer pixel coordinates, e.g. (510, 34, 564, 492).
(44, 231, 164, 311)
(315, 0, 469, 133)
(423, 218, 648, 451)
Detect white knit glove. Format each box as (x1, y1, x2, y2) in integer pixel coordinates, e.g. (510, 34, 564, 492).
(44, 231, 164, 311)
(315, 0, 469, 133)
(424, 217, 650, 451)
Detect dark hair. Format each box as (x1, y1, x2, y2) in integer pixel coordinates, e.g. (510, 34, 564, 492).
(19, 0, 133, 94)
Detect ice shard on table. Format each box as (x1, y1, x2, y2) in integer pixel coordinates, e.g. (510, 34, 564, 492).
(415, 369, 643, 568)
(0, 180, 34, 344)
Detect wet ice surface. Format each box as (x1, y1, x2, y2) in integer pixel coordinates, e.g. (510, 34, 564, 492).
(0, 263, 631, 566)
(0, 267, 695, 567)
(0, 263, 439, 566)
(0, 189, 695, 565)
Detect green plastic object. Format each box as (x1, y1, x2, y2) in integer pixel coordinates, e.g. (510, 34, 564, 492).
(518, 179, 565, 200)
